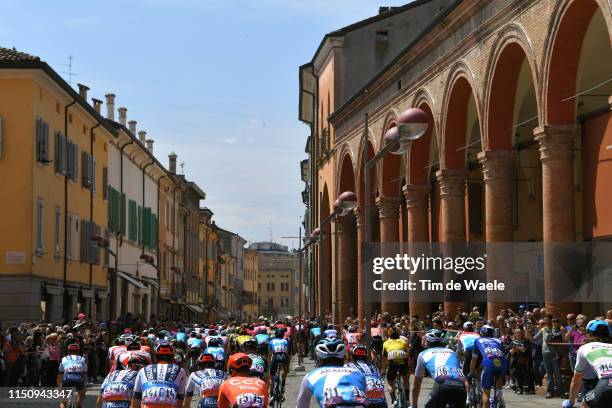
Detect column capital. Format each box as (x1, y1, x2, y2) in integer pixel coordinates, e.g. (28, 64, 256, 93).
(353, 206, 365, 227)
(477, 150, 516, 181)
(436, 169, 467, 197)
(533, 124, 579, 162)
(375, 196, 400, 219)
(402, 184, 430, 208)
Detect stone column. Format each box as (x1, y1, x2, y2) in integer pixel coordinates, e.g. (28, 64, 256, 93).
(403, 184, 431, 319)
(336, 214, 357, 325)
(534, 124, 578, 318)
(478, 150, 516, 319)
(436, 169, 468, 316)
(354, 207, 366, 328)
(376, 196, 403, 316)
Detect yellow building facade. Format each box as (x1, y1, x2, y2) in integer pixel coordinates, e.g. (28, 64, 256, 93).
(0, 48, 117, 322)
(242, 248, 259, 321)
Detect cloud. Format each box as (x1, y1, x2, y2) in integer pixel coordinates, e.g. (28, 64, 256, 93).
(223, 138, 237, 145)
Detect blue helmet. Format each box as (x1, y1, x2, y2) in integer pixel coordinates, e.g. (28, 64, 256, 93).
(479, 325, 495, 337)
(315, 338, 346, 361)
(586, 320, 611, 339)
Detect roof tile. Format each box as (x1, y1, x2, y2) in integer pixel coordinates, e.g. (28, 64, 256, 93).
(0, 46, 40, 62)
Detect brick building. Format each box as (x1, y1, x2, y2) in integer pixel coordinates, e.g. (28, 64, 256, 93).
(299, 0, 612, 324)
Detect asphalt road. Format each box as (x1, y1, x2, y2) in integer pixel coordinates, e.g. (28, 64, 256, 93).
(75, 357, 563, 408)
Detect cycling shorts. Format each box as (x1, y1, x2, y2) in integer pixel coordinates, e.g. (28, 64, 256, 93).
(462, 350, 472, 373)
(371, 336, 383, 353)
(270, 353, 289, 377)
(198, 395, 219, 408)
(584, 378, 612, 408)
(386, 360, 409, 383)
(62, 378, 85, 392)
(425, 382, 467, 408)
(480, 358, 507, 390)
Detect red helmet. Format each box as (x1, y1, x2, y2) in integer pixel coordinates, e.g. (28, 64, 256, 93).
(198, 353, 215, 366)
(227, 352, 252, 373)
(155, 341, 174, 357)
(67, 343, 80, 352)
(351, 344, 368, 360)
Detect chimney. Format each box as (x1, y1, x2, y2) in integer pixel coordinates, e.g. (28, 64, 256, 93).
(92, 98, 102, 114)
(118, 107, 127, 126)
(169, 152, 177, 174)
(77, 83, 89, 100)
(138, 130, 147, 143)
(128, 120, 137, 135)
(105, 93, 115, 121)
(146, 139, 154, 154)
(378, 6, 391, 14)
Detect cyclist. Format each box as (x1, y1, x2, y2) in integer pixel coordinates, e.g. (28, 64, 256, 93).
(456, 322, 478, 371)
(371, 323, 384, 368)
(58, 343, 88, 408)
(412, 329, 468, 408)
(255, 329, 271, 357)
(268, 328, 291, 400)
(205, 337, 227, 371)
(343, 326, 363, 353)
(98, 355, 146, 408)
(108, 335, 128, 372)
(324, 324, 338, 339)
(470, 325, 507, 408)
(563, 319, 612, 408)
(188, 331, 204, 349)
(295, 320, 308, 359)
(218, 353, 268, 408)
(132, 341, 187, 407)
(112, 337, 152, 371)
(188, 341, 204, 373)
(235, 328, 253, 351)
(184, 353, 227, 408)
(243, 338, 268, 382)
(309, 323, 322, 359)
(296, 338, 368, 408)
(345, 344, 386, 408)
(382, 326, 411, 407)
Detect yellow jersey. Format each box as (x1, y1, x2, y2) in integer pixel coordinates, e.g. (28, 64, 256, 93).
(383, 338, 409, 363)
(235, 335, 253, 347)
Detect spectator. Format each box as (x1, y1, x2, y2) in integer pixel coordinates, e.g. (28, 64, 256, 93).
(533, 317, 563, 398)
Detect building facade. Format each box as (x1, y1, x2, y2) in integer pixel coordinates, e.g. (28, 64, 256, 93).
(243, 248, 259, 321)
(300, 0, 612, 324)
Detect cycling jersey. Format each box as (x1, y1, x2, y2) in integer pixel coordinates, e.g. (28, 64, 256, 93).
(345, 361, 386, 407)
(255, 333, 270, 345)
(324, 329, 338, 339)
(344, 332, 362, 349)
(188, 338, 204, 349)
(248, 353, 268, 378)
(108, 345, 127, 369)
(268, 338, 289, 354)
(415, 347, 465, 386)
(100, 369, 139, 408)
(456, 332, 479, 353)
(296, 366, 368, 408)
(473, 337, 507, 390)
(575, 342, 612, 379)
(185, 368, 226, 408)
(218, 376, 269, 408)
(269, 338, 290, 377)
(383, 338, 409, 363)
(176, 333, 188, 344)
(205, 346, 227, 370)
(310, 327, 322, 338)
(112, 350, 152, 371)
(59, 355, 88, 389)
(133, 363, 187, 407)
(235, 335, 253, 348)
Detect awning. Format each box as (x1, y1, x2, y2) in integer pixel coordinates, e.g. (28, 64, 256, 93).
(117, 271, 146, 289)
(188, 304, 203, 313)
(141, 277, 159, 288)
(42, 284, 62, 296)
(95, 290, 108, 299)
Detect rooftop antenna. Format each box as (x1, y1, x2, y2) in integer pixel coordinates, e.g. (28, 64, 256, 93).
(269, 220, 273, 243)
(179, 161, 185, 175)
(61, 55, 78, 86)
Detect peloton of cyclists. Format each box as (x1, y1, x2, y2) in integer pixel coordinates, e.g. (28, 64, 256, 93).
(184, 353, 227, 408)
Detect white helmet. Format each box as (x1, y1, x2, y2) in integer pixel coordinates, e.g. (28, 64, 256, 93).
(315, 338, 346, 361)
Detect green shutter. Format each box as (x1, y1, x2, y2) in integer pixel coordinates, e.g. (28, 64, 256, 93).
(142, 207, 151, 248)
(108, 187, 115, 230)
(128, 200, 137, 241)
(151, 213, 158, 249)
(137, 205, 142, 246)
(120, 192, 126, 236)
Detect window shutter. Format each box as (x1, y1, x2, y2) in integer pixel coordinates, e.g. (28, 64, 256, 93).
(61, 136, 68, 175)
(107, 187, 113, 230)
(120, 192, 126, 236)
(151, 213, 157, 249)
(94, 223, 101, 264)
(81, 151, 87, 187)
(43, 122, 49, 162)
(103, 167, 108, 200)
(128, 200, 137, 241)
(92, 158, 97, 192)
(72, 142, 78, 180)
(114, 191, 121, 234)
(137, 205, 142, 246)
(35, 118, 42, 162)
(80, 220, 86, 263)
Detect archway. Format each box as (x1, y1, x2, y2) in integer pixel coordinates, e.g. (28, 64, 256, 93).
(320, 184, 333, 317)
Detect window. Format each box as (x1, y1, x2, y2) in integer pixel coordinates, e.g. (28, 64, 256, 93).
(67, 141, 78, 181)
(81, 150, 93, 188)
(67, 214, 73, 259)
(54, 207, 61, 259)
(36, 198, 44, 255)
(102, 167, 108, 200)
(119, 192, 126, 236)
(270, 282, 275, 291)
(92, 158, 97, 192)
(128, 200, 137, 241)
(54, 132, 67, 174)
(36, 118, 50, 164)
(80, 220, 100, 264)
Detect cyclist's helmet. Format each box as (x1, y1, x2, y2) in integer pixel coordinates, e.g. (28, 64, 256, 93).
(198, 353, 215, 368)
(128, 355, 148, 369)
(387, 326, 400, 338)
(586, 319, 611, 339)
(350, 344, 368, 360)
(423, 329, 447, 347)
(208, 337, 223, 348)
(274, 328, 285, 339)
(125, 336, 140, 350)
(463, 321, 474, 332)
(238, 327, 246, 335)
(242, 338, 257, 353)
(208, 329, 217, 336)
(315, 338, 346, 361)
(479, 325, 495, 337)
(228, 352, 252, 374)
(155, 341, 175, 357)
(67, 343, 80, 353)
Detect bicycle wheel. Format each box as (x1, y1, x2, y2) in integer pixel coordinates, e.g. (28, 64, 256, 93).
(395, 378, 405, 408)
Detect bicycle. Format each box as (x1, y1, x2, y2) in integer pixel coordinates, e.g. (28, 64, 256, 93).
(270, 368, 284, 408)
(394, 375, 408, 408)
(467, 375, 482, 408)
(489, 375, 505, 408)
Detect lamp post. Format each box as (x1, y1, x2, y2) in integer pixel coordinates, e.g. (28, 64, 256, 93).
(313, 190, 357, 330)
(90, 234, 117, 320)
(362, 108, 428, 345)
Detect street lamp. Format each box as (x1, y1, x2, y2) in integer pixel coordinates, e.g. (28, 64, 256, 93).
(90, 234, 117, 320)
(314, 191, 358, 330)
(362, 107, 428, 344)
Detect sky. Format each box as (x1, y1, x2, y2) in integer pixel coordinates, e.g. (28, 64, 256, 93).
(0, 0, 407, 249)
